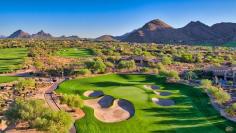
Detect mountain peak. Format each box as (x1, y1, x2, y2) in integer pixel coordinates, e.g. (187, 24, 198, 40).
(8, 30, 30, 38)
(142, 19, 173, 31)
(96, 35, 117, 41)
(185, 21, 209, 28)
(32, 30, 52, 38)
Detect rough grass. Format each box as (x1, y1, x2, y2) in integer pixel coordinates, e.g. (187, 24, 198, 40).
(57, 74, 236, 133)
(56, 48, 94, 58)
(0, 76, 18, 83)
(0, 48, 28, 73)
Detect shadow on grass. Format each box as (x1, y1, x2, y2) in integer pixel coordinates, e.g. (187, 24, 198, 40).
(143, 80, 236, 133)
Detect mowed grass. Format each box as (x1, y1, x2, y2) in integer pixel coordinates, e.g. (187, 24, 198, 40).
(0, 48, 28, 73)
(57, 74, 236, 133)
(223, 42, 236, 47)
(0, 76, 18, 83)
(56, 48, 94, 58)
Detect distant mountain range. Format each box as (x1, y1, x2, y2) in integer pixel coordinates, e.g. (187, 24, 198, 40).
(115, 19, 236, 44)
(0, 35, 6, 39)
(8, 30, 52, 39)
(4, 19, 236, 44)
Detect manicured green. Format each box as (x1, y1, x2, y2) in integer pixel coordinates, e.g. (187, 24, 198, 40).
(224, 42, 236, 47)
(0, 48, 28, 73)
(56, 48, 94, 58)
(57, 74, 236, 133)
(0, 76, 18, 83)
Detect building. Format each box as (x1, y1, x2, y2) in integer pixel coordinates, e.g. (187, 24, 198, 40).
(206, 65, 236, 86)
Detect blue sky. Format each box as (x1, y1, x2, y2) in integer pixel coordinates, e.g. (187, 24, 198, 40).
(0, 0, 236, 38)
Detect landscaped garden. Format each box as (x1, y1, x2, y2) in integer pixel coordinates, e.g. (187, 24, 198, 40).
(57, 74, 236, 133)
(0, 48, 28, 73)
(56, 48, 94, 58)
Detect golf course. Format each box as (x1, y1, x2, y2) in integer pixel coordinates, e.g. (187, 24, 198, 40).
(57, 74, 236, 133)
(56, 48, 94, 58)
(0, 48, 28, 73)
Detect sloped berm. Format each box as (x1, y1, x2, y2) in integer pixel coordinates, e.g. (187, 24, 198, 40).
(83, 90, 135, 123)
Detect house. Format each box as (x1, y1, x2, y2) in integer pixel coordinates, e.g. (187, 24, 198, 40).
(206, 65, 236, 86)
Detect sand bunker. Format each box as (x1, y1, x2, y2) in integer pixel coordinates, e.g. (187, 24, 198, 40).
(84, 97, 135, 123)
(153, 91, 172, 96)
(144, 85, 160, 90)
(151, 85, 160, 90)
(98, 95, 115, 108)
(160, 92, 171, 96)
(83, 90, 104, 98)
(152, 98, 175, 106)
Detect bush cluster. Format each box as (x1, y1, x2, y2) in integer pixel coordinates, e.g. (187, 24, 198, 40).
(5, 99, 73, 133)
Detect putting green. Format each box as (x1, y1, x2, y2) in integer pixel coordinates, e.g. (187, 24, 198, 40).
(57, 74, 236, 133)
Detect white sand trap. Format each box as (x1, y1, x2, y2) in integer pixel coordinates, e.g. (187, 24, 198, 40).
(83, 90, 104, 98)
(84, 98, 135, 123)
(152, 98, 175, 106)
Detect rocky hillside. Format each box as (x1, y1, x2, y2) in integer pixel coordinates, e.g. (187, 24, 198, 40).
(120, 19, 236, 44)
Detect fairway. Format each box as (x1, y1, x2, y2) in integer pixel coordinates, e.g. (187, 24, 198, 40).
(56, 48, 94, 58)
(0, 76, 18, 83)
(0, 48, 28, 73)
(57, 74, 236, 133)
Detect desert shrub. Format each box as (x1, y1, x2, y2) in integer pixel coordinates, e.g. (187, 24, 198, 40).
(85, 59, 106, 73)
(156, 62, 165, 70)
(152, 68, 159, 74)
(117, 60, 136, 70)
(200, 79, 212, 89)
(161, 56, 172, 65)
(16, 78, 36, 91)
(207, 86, 231, 105)
(214, 90, 231, 105)
(5, 99, 73, 133)
(168, 70, 180, 80)
(225, 103, 236, 117)
(60, 94, 84, 108)
(140, 67, 150, 73)
(76, 69, 91, 76)
(159, 70, 180, 80)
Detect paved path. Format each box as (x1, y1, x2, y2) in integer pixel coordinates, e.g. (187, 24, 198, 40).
(43, 78, 77, 133)
(0, 67, 36, 77)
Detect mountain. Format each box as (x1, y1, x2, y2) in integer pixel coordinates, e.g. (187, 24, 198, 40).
(8, 30, 31, 38)
(0, 35, 6, 39)
(121, 19, 236, 44)
(58, 35, 80, 39)
(32, 30, 52, 38)
(96, 35, 118, 41)
(211, 22, 236, 42)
